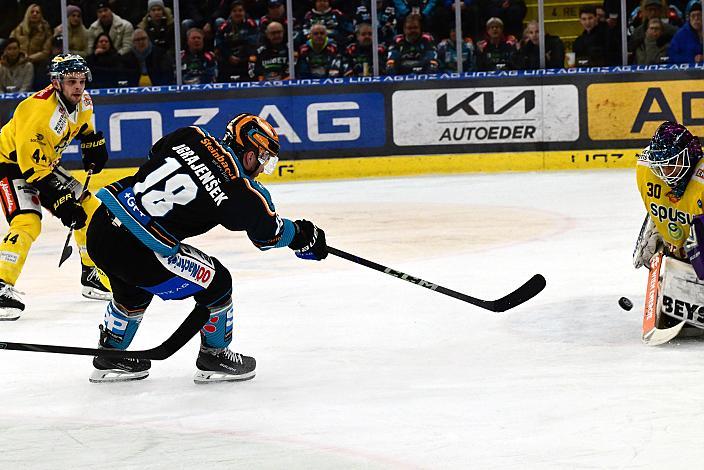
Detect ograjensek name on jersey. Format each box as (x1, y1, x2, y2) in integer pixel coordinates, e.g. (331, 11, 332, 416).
(173, 143, 228, 206)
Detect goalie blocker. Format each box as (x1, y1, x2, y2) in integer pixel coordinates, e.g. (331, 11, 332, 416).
(642, 254, 704, 345)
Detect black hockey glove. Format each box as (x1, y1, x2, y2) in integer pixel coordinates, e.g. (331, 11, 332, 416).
(79, 130, 108, 173)
(52, 191, 87, 229)
(33, 173, 88, 229)
(288, 219, 328, 261)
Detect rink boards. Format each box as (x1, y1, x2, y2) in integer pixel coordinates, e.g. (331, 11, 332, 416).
(1, 64, 703, 183)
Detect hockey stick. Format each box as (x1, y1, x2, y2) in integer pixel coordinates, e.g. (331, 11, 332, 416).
(642, 252, 686, 345)
(328, 246, 546, 312)
(0, 306, 209, 360)
(58, 165, 95, 267)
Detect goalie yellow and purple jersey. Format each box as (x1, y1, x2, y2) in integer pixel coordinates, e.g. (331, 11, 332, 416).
(636, 157, 704, 250)
(0, 86, 95, 183)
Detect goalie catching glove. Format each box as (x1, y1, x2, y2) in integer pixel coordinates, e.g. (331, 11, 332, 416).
(288, 219, 328, 261)
(79, 130, 108, 173)
(633, 214, 663, 269)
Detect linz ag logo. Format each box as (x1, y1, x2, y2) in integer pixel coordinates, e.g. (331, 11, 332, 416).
(436, 90, 536, 116)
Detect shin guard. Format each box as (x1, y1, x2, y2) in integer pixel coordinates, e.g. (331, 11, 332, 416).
(101, 301, 145, 350)
(199, 299, 234, 349)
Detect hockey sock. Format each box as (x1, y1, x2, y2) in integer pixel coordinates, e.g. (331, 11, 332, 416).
(101, 301, 145, 350)
(199, 299, 234, 349)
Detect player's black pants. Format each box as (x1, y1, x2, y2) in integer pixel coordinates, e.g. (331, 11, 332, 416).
(86, 205, 232, 310)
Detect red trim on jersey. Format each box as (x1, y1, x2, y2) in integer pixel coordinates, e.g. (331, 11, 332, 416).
(33, 86, 54, 100)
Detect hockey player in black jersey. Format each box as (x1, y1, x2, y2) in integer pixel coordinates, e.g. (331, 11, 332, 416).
(85, 114, 328, 383)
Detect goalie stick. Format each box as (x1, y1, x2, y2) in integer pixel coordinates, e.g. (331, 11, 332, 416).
(0, 305, 209, 359)
(328, 246, 546, 312)
(642, 252, 686, 345)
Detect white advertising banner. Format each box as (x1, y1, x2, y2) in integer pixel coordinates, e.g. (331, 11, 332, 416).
(392, 85, 579, 146)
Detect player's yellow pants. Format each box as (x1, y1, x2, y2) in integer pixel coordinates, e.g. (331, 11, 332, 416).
(0, 192, 105, 286)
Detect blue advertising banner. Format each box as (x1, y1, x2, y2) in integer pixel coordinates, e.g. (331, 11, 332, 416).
(43, 92, 386, 164)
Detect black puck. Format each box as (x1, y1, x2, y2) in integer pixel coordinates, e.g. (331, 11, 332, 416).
(618, 297, 633, 311)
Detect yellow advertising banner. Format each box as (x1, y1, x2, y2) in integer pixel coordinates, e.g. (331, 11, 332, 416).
(587, 80, 704, 140)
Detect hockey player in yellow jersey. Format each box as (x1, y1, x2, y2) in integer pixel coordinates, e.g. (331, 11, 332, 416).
(0, 54, 111, 320)
(634, 121, 704, 332)
(634, 121, 704, 262)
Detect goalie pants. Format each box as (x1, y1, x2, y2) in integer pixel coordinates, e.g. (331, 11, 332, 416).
(0, 163, 101, 286)
(86, 205, 234, 349)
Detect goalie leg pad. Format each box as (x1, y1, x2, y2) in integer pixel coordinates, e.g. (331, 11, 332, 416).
(659, 257, 704, 328)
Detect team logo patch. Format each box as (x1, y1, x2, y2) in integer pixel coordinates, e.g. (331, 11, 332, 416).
(0, 251, 19, 263)
(0, 178, 16, 215)
(157, 243, 215, 289)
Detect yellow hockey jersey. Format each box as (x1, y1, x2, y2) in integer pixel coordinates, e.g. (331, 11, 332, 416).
(636, 157, 704, 250)
(0, 85, 95, 183)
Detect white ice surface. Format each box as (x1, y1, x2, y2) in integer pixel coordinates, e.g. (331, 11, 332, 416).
(0, 170, 700, 469)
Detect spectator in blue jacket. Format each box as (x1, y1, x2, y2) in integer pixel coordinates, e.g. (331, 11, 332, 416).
(668, 0, 703, 63)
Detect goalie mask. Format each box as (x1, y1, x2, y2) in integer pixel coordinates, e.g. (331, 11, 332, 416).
(639, 121, 703, 198)
(222, 114, 280, 176)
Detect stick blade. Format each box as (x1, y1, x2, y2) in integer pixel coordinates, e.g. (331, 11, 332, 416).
(490, 274, 547, 312)
(58, 246, 73, 267)
(642, 321, 686, 346)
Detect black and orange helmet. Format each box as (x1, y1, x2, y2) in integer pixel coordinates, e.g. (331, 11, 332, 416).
(223, 113, 280, 174)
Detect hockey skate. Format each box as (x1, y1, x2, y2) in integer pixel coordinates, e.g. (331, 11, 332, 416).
(90, 355, 151, 383)
(81, 264, 111, 301)
(0, 281, 24, 321)
(194, 346, 256, 384)
(89, 326, 151, 383)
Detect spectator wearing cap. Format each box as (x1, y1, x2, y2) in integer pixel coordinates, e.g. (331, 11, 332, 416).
(303, 0, 354, 48)
(629, 0, 678, 55)
(634, 17, 671, 63)
(353, 0, 398, 47)
(260, 0, 304, 48)
(10, 4, 52, 67)
(138, 0, 175, 55)
(386, 13, 438, 75)
(476, 17, 517, 71)
(478, 0, 527, 39)
(88, 1, 134, 56)
(54, 5, 92, 58)
(668, 0, 703, 63)
(0, 38, 34, 92)
(123, 28, 173, 86)
(215, 0, 260, 82)
(252, 21, 290, 81)
(181, 27, 218, 84)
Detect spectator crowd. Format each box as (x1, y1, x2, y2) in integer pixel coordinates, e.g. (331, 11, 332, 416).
(0, 0, 702, 92)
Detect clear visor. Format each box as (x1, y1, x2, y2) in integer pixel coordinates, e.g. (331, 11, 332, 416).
(257, 149, 279, 175)
(641, 145, 690, 187)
